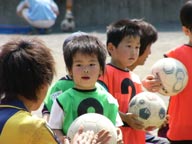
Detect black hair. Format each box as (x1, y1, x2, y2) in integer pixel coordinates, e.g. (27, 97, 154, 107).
(63, 35, 107, 74)
(106, 19, 142, 48)
(0, 38, 55, 102)
(180, 0, 192, 30)
(132, 19, 158, 56)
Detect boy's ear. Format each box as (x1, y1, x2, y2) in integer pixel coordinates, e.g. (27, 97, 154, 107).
(68, 69, 73, 77)
(182, 26, 191, 36)
(100, 66, 104, 74)
(98, 69, 103, 77)
(107, 42, 115, 53)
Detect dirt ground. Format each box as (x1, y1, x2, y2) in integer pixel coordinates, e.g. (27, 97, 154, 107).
(0, 26, 188, 135)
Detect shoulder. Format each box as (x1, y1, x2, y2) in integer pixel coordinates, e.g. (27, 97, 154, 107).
(47, 76, 74, 98)
(129, 71, 141, 83)
(8, 111, 46, 134)
(1, 110, 58, 143)
(50, 78, 73, 90)
(17, 111, 45, 127)
(54, 76, 73, 86)
(104, 64, 120, 73)
(95, 82, 107, 91)
(23, 115, 59, 143)
(165, 44, 187, 57)
(56, 88, 74, 101)
(106, 93, 119, 105)
(100, 64, 128, 79)
(96, 87, 118, 105)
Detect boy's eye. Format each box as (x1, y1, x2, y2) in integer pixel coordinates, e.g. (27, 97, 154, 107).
(90, 63, 96, 66)
(135, 46, 140, 49)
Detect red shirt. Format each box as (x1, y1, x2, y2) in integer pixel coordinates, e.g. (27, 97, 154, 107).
(166, 45, 192, 141)
(99, 64, 145, 144)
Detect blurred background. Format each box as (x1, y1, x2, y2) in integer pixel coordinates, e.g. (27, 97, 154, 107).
(0, 0, 189, 32)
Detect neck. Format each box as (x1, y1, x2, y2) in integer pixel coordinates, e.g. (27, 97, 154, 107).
(127, 64, 136, 71)
(110, 60, 127, 70)
(188, 40, 192, 46)
(18, 96, 34, 112)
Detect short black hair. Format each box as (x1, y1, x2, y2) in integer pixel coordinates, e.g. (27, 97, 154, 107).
(106, 19, 142, 48)
(0, 38, 55, 102)
(63, 35, 106, 74)
(180, 0, 192, 30)
(132, 19, 158, 56)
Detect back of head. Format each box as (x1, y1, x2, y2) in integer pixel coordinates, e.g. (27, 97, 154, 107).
(0, 38, 55, 102)
(132, 19, 158, 56)
(106, 19, 142, 47)
(63, 35, 107, 73)
(180, 0, 192, 29)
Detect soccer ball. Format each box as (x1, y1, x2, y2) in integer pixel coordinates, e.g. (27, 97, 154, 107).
(67, 113, 117, 144)
(151, 58, 188, 96)
(61, 10, 75, 32)
(128, 92, 167, 129)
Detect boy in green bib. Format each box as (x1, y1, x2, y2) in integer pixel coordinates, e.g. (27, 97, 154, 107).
(48, 34, 123, 143)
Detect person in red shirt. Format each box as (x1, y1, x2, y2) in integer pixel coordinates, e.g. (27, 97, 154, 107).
(164, 1, 192, 143)
(128, 19, 170, 144)
(98, 19, 146, 144)
(143, 1, 192, 143)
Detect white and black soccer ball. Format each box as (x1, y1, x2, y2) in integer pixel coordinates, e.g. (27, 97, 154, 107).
(61, 10, 75, 32)
(67, 113, 117, 144)
(128, 92, 167, 129)
(151, 58, 188, 96)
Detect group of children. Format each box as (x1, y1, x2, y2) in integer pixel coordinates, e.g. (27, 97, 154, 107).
(41, 18, 167, 144)
(0, 36, 111, 144)
(1, 1, 192, 144)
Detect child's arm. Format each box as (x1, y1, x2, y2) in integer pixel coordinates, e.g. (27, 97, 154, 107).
(48, 99, 66, 142)
(52, 129, 67, 144)
(42, 113, 50, 122)
(142, 74, 162, 92)
(16, 0, 29, 17)
(158, 114, 169, 129)
(42, 104, 50, 122)
(119, 111, 144, 130)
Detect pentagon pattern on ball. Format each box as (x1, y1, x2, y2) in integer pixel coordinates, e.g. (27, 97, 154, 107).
(128, 92, 167, 129)
(139, 107, 151, 120)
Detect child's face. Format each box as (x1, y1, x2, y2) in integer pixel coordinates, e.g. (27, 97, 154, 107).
(109, 36, 140, 70)
(70, 52, 102, 90)
(137, 43, 152, 66)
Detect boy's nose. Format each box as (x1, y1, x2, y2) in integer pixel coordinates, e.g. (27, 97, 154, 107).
(83, 67, 89, 73)
(84, 69, 88, 73)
